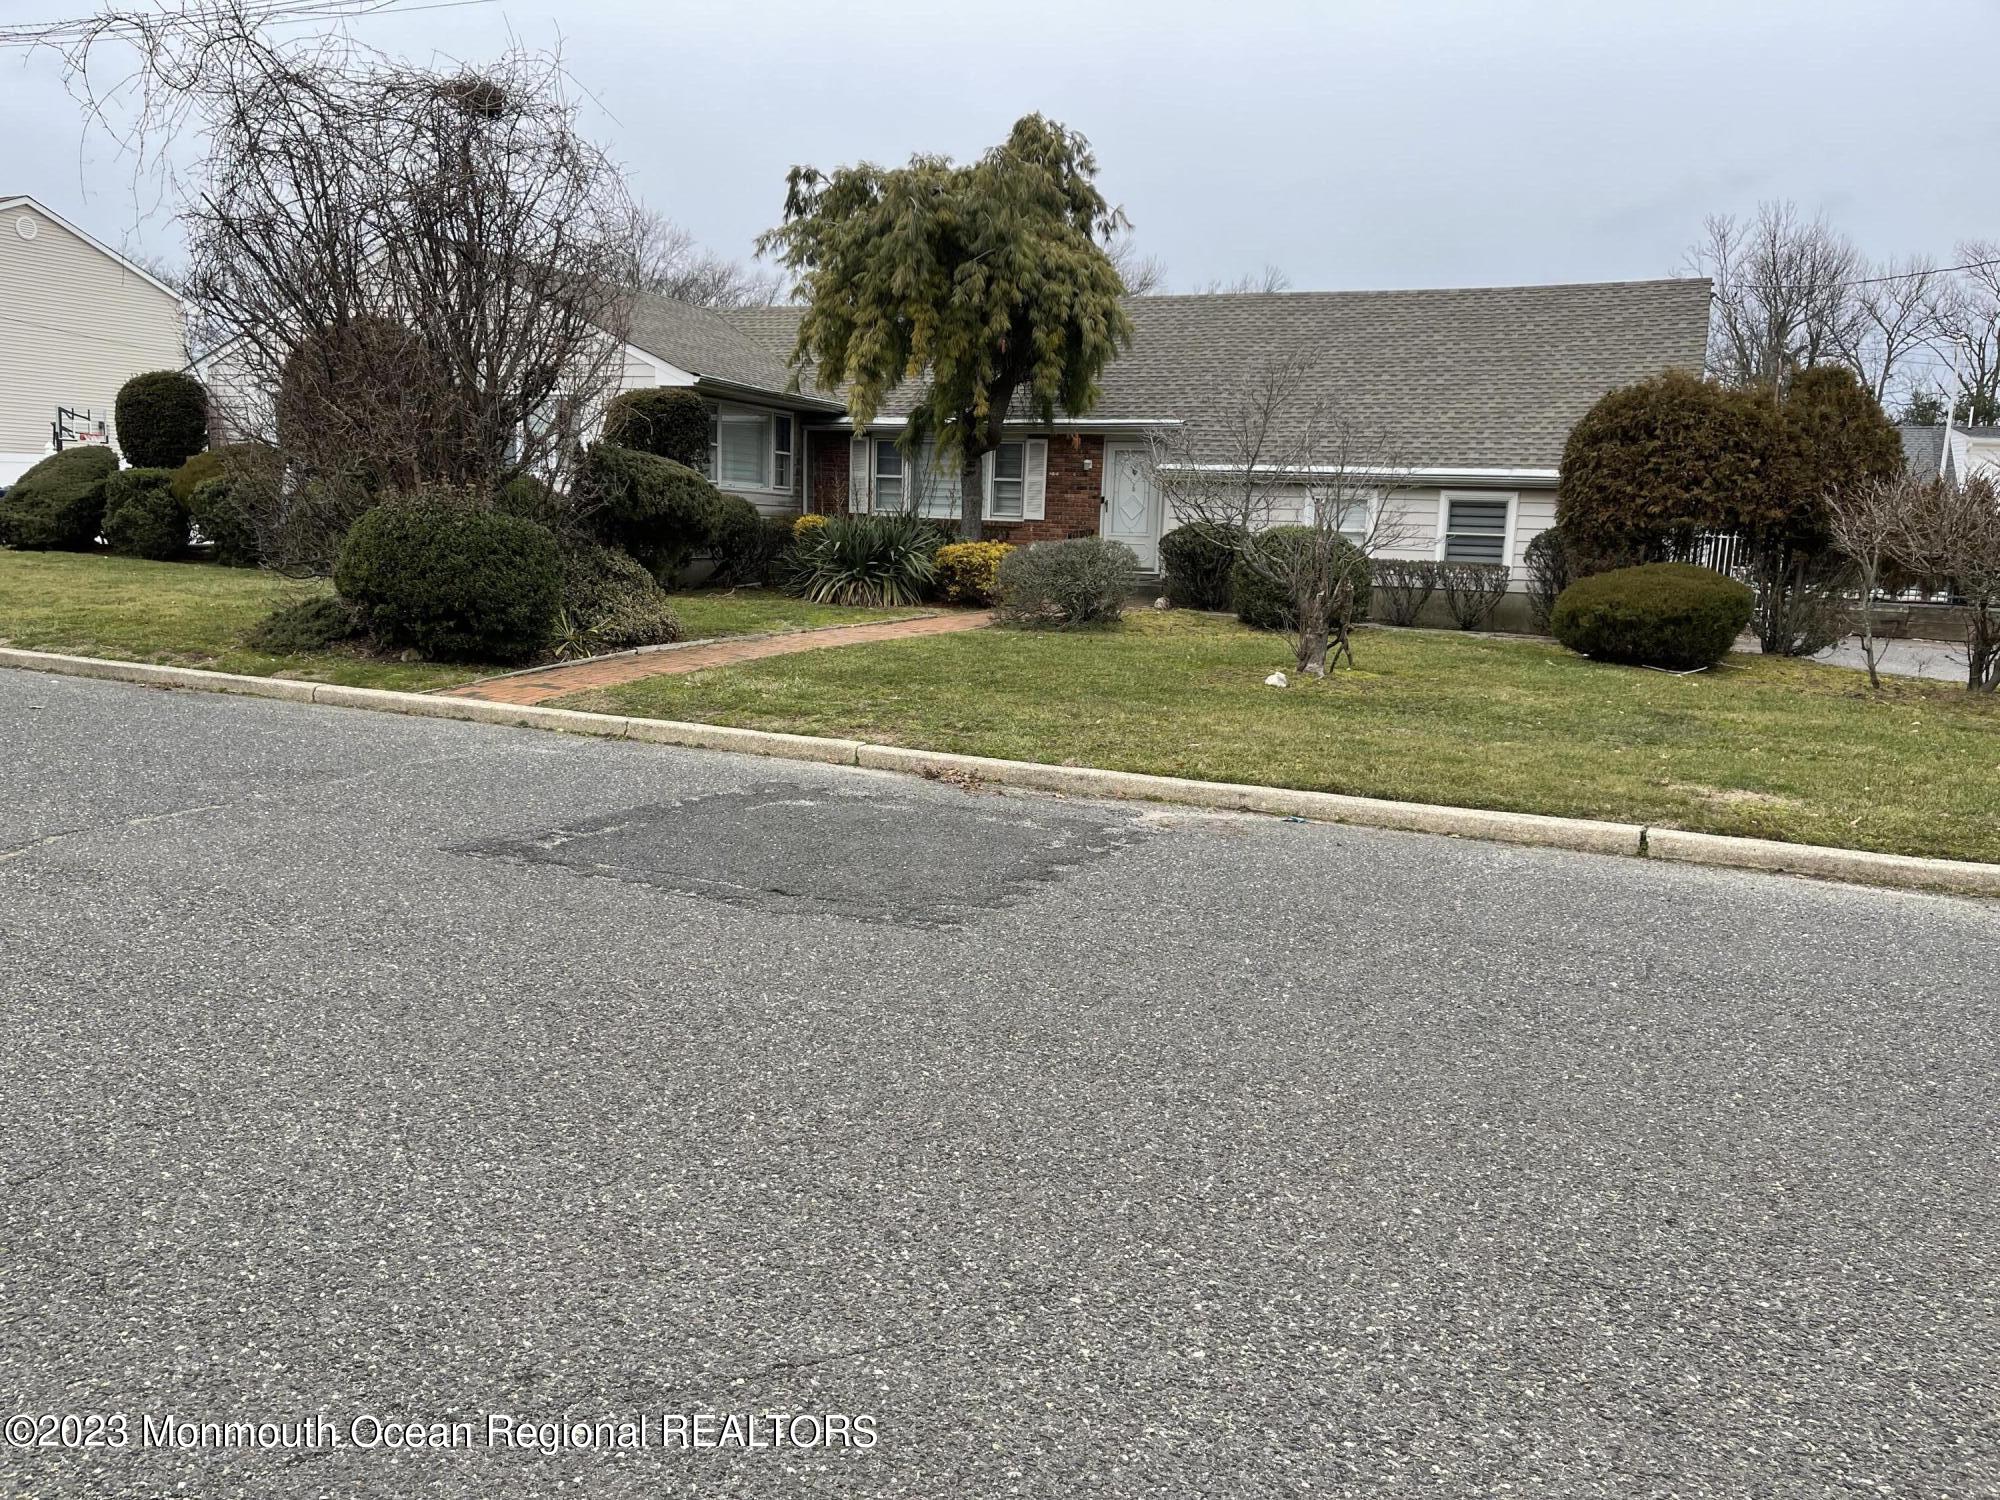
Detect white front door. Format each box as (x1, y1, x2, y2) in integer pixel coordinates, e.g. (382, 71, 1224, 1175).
(1101, 442, 1161, 570)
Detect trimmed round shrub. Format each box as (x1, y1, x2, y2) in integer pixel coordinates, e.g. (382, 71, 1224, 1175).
(334, 496, 561, 662)
(1229, 527, 1371, 631)
(1768, 364, 1904, 556)
(187, 475, 263, 566)
(602, 388, 710, 469)
(557, 540, 682, 652)
(247, 595, 362, 653)
(170, 441, 278, 505)
(114, 370, 208, 469)
(703, 494, 769, 585)
(933, 540, 1012, 605)
(1557, 369, 1773, 564)
(1549, 563, 1753, 670)
(101, 467, 190, 559)
(0, 446, 118, 550)
(581, 441, 721, 580)
(995, 536, 1137, 628)
(787, 512, 940, 606)
(1159, 521, 1244, 609)
(494, 473, 583, 538)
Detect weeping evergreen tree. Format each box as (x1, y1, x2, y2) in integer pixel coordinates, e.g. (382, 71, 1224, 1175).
(758, 114, 1134, 540)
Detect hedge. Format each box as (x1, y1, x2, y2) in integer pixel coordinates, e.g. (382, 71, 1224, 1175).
(0, 447, 118, 550)
(101, 467, 190, 559)
(1159, 522, 1244, 609)
(334, 497, 561, 662)
(1549, 562, 1753, 670)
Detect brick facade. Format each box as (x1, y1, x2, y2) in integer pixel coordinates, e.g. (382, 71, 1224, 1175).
(987, 433, 1103, 544)
(803, 428, 1106, 542)
(807, 428, 851, 515)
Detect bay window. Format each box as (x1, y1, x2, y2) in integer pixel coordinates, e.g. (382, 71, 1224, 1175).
(702, 403, 794, 493)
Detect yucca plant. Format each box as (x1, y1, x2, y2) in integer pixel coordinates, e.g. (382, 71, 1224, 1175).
(787, 512, 940, 606)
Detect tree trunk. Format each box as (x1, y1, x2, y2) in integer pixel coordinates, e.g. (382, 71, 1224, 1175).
(959, 449, 984, 542)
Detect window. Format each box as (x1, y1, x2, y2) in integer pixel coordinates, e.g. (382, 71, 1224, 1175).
(1441, 494, 1511, 564)
(912, 442, 962, 519)
(702, 404, 791, 491)
(989, 441, 1026, 520)
(873, 440, 905, 512)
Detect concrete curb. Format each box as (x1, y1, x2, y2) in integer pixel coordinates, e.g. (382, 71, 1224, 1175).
(4, 646, 1996, 900)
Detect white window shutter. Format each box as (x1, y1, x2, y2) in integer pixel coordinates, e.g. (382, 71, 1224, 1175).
(980, 450, 997, 521)
(1023, 439, 1048, 522)
(849, 436, 871, 514)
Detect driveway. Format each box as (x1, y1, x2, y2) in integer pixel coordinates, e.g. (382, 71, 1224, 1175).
(2, 670, 1995, 1499)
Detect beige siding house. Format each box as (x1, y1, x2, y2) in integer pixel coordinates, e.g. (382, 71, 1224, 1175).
(0, 196, 187, 485)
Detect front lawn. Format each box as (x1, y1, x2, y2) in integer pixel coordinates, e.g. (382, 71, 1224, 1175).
(0, 553, 922, 692)
(556, 611, 2000, 865)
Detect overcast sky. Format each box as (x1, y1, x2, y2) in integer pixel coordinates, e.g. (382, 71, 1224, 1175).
(5, 0, 1995, 293)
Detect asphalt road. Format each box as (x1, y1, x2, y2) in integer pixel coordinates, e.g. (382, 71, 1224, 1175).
(2, 669, 1995, 1499)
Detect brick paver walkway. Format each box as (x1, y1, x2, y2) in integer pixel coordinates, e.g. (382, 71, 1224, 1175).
(440, 610, 994, 707)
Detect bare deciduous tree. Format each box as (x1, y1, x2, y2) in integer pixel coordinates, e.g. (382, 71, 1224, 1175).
(1934, 243, 2000, 425)
(1688, 202, 1862, 389)
(1106, 236, 1168, 296)
(1889, 472, 2000, 692)
(628, 205, 783, 308)
(1826, 473, 1924, 688)
(1150, 348, 1416, 675)
(1193, 263, 1292, 296)
(53, 6, 640, 568)
(1840, 254, 1949, 405)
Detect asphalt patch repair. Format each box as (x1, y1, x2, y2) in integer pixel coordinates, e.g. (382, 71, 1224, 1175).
(453, 784, 1152, 927)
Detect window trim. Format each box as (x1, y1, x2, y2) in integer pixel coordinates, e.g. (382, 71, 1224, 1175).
(984, 439, 1028, 521)
(703, 400, 797, 496)
(1435, 489, 1517, 568)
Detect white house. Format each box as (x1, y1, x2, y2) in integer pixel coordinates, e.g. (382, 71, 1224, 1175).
(0, 196, 187, 485)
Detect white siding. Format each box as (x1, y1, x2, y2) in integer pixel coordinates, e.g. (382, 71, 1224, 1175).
(1166, 480, 1557, 589)
(0, 203, 185, 480)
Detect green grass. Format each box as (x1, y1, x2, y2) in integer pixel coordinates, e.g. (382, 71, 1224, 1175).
(0, 549, 478, 691)
(0, 555, 921, 693)
(668, 588, 925, 640)
(558, 611, 2000, 865)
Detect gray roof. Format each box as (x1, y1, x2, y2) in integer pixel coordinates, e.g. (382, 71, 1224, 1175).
(1898, 423, 1947, 478)
(662, 278, 1711, 470)
(624, 292, 839, 406)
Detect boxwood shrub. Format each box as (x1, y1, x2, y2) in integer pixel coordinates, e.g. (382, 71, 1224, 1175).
(1159, 521, 1244, 609)
(114, 370, 209, 469)
(602, 388, 710, 469)
(557, 539, 682, 652)
(334, 496, 561, 662)
(1549, 562, 1753, 670)
(581, 441, 721, 580)
(0, 446, 118, 550)
(101, 467, 190, 559)
(995, 537, 1137, 627)
(1229, 527, 1371, 631)
(186, 474, 263, 566)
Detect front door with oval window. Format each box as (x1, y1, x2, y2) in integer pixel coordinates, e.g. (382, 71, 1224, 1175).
(1101, 442, 1161, 571)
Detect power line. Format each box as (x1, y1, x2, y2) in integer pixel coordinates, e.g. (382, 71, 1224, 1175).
(0, 0, 496, 51)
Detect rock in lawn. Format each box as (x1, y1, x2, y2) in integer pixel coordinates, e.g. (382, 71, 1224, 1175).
(1264, 670, 1288, 688)
(1154, 596, 1170, 610)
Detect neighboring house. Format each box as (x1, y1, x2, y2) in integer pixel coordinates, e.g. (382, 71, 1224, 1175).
(613, 277, 1713, 578)
(0, 196, 187, 485)
(1899, 422, 2000, 487)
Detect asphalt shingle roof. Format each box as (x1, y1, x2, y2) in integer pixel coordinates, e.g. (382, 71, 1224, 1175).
(624, 292, 829, 403)
(1898, 423, 1946, 478)
(652, 278, 1713, 470)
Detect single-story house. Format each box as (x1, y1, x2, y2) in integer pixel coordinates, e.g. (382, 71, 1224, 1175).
(613, 277, 1713, 597)
(0, 196, 188, 485)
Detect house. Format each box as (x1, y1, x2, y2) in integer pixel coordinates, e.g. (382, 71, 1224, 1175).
(614, 277, 1713, 595)
(1899, 422, 2000, 487)
(0, 196, 188, 485)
